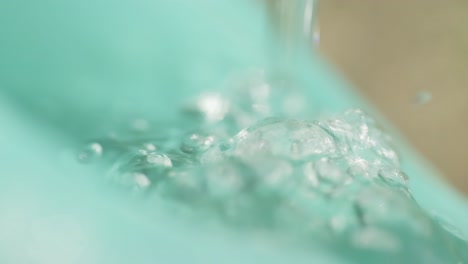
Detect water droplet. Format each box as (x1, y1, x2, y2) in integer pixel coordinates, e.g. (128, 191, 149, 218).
(111, 171, 152, 191)
(289, 123, 336, 159)
(181, 133, 215, 154)
(144, 143, 156, 151)
(133, 172, 151, 189)
(77, 142, 103, 163)
(195, 93, 230, 122)
(414, 91, 432, 105)
(147, 153, 172, 168)
(232, 118, 335, 159)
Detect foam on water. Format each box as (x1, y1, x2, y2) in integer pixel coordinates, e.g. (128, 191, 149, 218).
(77, 70, 467, 263)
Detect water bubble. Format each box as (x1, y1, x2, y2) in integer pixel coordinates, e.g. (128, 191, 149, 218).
(77, 142, 103, 163)
(133, 172, 151, 188)
(193, 93, 230, 122)
(110, 171, 152, 191)
(136, 143, 158, 155)
(144, 143, 156, 151)
(105, 151, 152, 180)
(378, 168, 409, 188)
(181, 133, 215, 154)
(232, 118, 335, 160)
(289, 123, 336, 159)
(147, 153, 172, 168)
(229, 119, 278, 156)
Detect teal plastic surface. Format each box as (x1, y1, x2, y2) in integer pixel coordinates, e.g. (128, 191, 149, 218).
(0, 0, 466, 263)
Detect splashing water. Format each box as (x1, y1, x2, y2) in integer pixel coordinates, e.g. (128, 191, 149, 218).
(77, 70, 467, 263)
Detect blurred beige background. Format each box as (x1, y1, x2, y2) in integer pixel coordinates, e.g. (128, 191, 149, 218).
(319, 1, 468, 194)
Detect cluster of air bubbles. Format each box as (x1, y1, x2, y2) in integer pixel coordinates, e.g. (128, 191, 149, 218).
(77, 70, 467, 262)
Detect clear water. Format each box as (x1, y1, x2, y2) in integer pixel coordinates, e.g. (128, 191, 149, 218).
(78, 70, 467, 263)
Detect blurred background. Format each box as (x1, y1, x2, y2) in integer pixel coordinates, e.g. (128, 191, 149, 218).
(318, 1, 468, 194)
